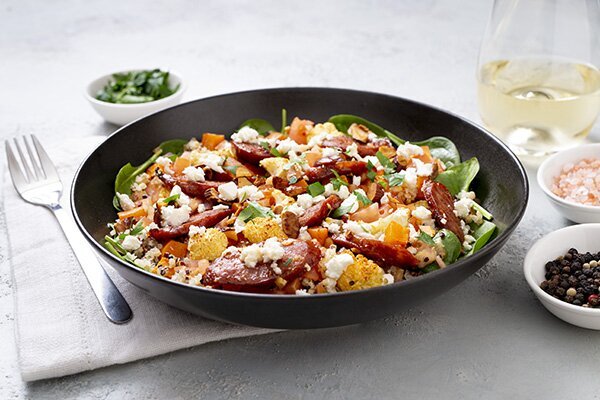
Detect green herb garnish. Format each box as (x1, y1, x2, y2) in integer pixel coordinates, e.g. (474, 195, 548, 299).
(161, 194, 180, 205)
(237, 202, 275, 223)
(96, 69, 179, 104)
(307, 182, 325, 197)
(375, 151, 396, 174)
(366, 160, 377, 182)
(330, 169, 349, 190)
(354, 190, 371, 206)
(386, 172, 404, 187)
(280, 108, 287, 134)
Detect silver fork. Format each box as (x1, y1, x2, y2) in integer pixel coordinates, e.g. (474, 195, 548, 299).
(5, 135, 132, 324)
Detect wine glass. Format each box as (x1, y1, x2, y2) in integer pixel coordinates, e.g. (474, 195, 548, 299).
(477, 0, 600, 160)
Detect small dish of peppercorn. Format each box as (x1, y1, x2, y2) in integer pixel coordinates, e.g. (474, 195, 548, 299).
(524, 223, 600, 330)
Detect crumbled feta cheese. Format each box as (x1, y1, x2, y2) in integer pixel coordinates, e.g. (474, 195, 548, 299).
(171, 269, 187, 283)
(237, 184, 264, 202)
(412, 158, 434, 177)
(380, 193, 389, 204)
(182, 166, 205, 182)
(170, 185, 190, 206)
(463, 234, 476, 251)
(145, 247, 162, 260)
(162, 205, 191, 227)
(345, 142, 359, 158)
(454, 198, 472, 218)
(403, 167, 418, 191)
(194, 151, 225, 173)
(352, 175, 361, 186)
(323, 183, 351, 200)
(321, 147, 340, 158)
(412, 206, 434, 227)
(296, 194, 315, 209)
(131, 182, 147, 192)
(188, 274, 203, 286)
(324, 253, 354, 280)
(322, 218, 342, 235)
(276, 138, 308, 154)
(231, 126, 260, 143)
(298, 226, 311, 241)
(218, 181, 238, 201)
(396, 142, 424, 159)
(155, 156, 173, 169)
(240, 238, 285, 268)
(122, 235, 141, 251)
(134, 259, 152, 271)
(367, 132, 378, 141)
(116, 192, 135, 211)
(212, 204, 230, 210)
(339, 193, 360, 214)
(383, 273, 394, 285)
(188, 225, 206, 237)
(295, 289, 310, 295)
(285, 203, 305, 216)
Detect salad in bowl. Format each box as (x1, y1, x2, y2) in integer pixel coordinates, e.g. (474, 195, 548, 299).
(105, 113, 496, 295)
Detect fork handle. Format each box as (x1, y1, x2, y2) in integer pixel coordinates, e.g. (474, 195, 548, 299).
(51, 204, 133, 324)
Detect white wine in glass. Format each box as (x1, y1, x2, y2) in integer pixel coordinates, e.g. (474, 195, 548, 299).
(477, 0, 600, 159)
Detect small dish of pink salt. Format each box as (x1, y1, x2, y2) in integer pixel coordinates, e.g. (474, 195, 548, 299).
(538, 144, 600, 223)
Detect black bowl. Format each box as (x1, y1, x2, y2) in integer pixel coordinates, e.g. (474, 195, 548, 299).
(72, 88, 528, 329)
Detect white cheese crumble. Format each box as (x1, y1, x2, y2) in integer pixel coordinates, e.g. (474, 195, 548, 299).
(212, 204, 230, 210)
(131, 182, 147, 192)
(396, 142, 424, 159)
(412, 158, 434, 177)
(194, 151, 225, 173)
(352, 175, 361, 186)
(116, 192, 135, 211)
(380, 193, 390, 204)
(323, 183, 351, 200)
(237, 184, 264, 202)
(170, 185, 190, 206)
(296, 193, 325, 209)
(412, 206, 434, 227)
(240, 238, 286, 268)
(324, 253, 354, 280)
(298, 226, 311, 241)
(275, 138, 308, 154)
(162, 205, 191, 227)
(231, 126, 260, 143)
(171, 269, 187, 283)
(383, 273, 394, 285)
(188, 225, 206, 237)
(182, 166, 205, 182)
(295, 289, 310, 295)
(345, 142, 359, 158)
(218, 181, 238, 201)
(122, 235, 141, 251)
(363, 155, 384, 171)
(322, 218, 342, 235)
(339, 193, 360, 214)
(321, 147, 340, 159)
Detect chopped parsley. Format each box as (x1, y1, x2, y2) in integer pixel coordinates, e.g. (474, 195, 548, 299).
(237, 202, 275, 223)
(307, 182, 325, 197)
(330, 169, 349, 190)
(354, 190, 372, 206)
(366, 160, 377, 181)
(161, 193, 180, 205)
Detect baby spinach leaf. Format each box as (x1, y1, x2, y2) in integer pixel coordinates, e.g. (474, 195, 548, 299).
(238, 118, 274, 136)
(328, 114, 404, 146)
(411, 136, 461, 167)
(435, 229, 461, 264)
(434, 157, 480, 196)
(113, 139, 187, 209)
(422, 263, 440, 273)
(418, 231, 436, 246)
(466, 221, 497, 256)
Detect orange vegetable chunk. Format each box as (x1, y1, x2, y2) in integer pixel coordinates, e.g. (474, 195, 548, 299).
(117, 206, 146, 220)
(161, 240, 188, 258)
(201, 133, 225, 150)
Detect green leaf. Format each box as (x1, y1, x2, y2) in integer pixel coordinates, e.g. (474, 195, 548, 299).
(280, 108, 287, 135)
(223, 165, 239, 175)
(435, 229, 461, 264)
(331, 204, 353, 218)
(238, 118, 275, 136)
(422, 263, 440, 273)
(161, 193, 180, 205)
(434, 157, 480, 196)
(307, 182, 325, 197)
(328, 114, 404, 146)
(472, 201, 493, 220)
(418, 231, 436, 246)
(412, 136, 461, 168)
(113, 139, 187, 205)
(466, 221, 497, 255)
(375, 150, 396, 174)
(386, 172, 404, 187)
(330, 169, 349, 190)
(366, 160, 377, 181)
(237, 202, 275, 223)
(95, 69, 178, 104)
(129, 221, 145, 236)
(354, 190, 371, 206)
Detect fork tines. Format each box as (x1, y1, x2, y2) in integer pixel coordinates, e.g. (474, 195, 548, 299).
(5, 135, 59, 186)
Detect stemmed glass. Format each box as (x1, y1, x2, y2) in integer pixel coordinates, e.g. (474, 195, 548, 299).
(477, 0, 600, 160)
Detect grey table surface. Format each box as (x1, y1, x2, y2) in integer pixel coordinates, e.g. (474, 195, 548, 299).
(2, 0, 600, 398)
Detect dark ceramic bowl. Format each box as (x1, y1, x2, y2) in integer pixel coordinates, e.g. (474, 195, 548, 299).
(72, 88, 528, 329)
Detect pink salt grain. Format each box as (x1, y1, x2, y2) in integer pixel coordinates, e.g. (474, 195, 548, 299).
(552, 158, 600, 206)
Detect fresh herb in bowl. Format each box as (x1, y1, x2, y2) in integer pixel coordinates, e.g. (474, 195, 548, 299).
(95, 69, 179, 104)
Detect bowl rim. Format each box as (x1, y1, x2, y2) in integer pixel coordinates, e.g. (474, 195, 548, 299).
(71, 86, 529, 300)
(84, 68, 186, 108)
(523, 223, 600, 315)
(537, 143, 600, 213)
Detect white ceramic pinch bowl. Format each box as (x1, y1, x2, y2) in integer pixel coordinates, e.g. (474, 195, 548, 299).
(524, 223, 600, 330)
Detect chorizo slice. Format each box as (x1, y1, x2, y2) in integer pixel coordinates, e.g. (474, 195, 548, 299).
(232, 142, 271, 165)
(158, 173, 221, 199)
(305, 161, 368, 183)
(321, 135, 354, 149)
(421, 180, 464, 242)
(356, 138, 393, 157)
(203, 239, 321, 292)
(332, 234, 419, 269)
(298, 195, 342, 227)
(149, 208, 233, 243)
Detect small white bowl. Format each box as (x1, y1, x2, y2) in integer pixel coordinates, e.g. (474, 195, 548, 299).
(85, 69, 186, 126)
(524, 223, 600, 330)
(537, 143, 600, 223)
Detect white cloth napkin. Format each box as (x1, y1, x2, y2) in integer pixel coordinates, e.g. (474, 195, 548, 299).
(4, 136, 276, 382)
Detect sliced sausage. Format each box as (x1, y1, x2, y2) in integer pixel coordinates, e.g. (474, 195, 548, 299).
(158, 173, 221, 199)
(305, 161, 368, 183)
(421, 180, 464, 242)
(281, 211, 300, 238)
(149, 208, 233, 243)
(298, 195, 342, 227)
(232, 142, 271, 165)
(321, 135, 354, 149)
(332, 234, 419, 269)
(203, 239, 321, 292)
(357, 138, 393, 157)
